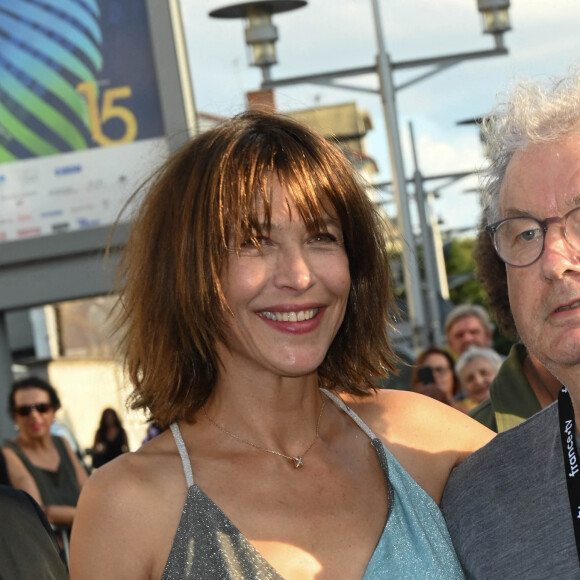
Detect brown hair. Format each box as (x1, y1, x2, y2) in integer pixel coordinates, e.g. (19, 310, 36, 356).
(116, 110, 398, 427)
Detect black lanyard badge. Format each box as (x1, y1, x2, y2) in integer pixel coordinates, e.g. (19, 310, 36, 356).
(558, 386, 580, 566)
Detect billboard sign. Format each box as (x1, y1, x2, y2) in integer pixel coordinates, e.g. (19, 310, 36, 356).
(0, 0, 173, 242)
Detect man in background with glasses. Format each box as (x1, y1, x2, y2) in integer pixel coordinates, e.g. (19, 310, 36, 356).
(441, 71, 580, 578)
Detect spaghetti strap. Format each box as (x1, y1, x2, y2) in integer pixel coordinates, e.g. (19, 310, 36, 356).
(170, 423, 194, 488)
(169, 392, 376, 487)
(320, 388, 378, 440)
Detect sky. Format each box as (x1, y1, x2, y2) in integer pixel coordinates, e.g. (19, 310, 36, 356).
(179, 0, 580, 236)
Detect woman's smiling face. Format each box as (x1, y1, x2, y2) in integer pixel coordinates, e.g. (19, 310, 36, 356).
(216, 178, 351, 379)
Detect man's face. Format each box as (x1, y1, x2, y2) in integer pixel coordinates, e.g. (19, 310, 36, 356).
(447, 315, 492, 357)
(504, 135, 580, 380)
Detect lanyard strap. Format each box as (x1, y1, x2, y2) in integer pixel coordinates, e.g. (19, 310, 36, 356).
(558, 386, 580, 566)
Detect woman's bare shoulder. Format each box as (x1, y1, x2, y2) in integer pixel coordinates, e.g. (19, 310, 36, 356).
(85, 448, 152, 493)
(339, 389, 495, 503)
(344, 389, 493, 451)
(70, 432, 187, 580)
(80, 431, 186, 517)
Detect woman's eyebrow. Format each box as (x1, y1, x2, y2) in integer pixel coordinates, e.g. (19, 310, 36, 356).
(324, 216, 341, 228)
(250, 211, 341, 232)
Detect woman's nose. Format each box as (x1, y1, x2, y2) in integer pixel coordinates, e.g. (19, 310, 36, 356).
(273, 246, 313, 291)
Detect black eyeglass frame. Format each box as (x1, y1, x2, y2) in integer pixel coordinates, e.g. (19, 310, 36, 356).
(14, 403, 54, 417)
(486, 206, 580, 268)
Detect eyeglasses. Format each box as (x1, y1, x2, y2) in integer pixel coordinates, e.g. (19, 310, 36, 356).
(14, 403, 53, 417)
(486, 206, 580, 267)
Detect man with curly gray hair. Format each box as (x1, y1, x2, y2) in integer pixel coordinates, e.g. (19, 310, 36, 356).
(442, 71, 580, 578)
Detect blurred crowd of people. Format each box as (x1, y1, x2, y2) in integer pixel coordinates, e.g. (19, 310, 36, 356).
(410, 305, 504, 418)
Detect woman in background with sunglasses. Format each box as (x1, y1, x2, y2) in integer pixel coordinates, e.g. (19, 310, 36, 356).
(2, 376, 88, 531)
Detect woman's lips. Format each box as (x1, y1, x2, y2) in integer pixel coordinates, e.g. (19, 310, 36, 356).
(258, 307, 324, 333)
(259, 307, 319, 322)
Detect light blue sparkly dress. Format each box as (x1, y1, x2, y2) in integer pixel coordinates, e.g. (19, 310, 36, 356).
(162, 390, 465, 579)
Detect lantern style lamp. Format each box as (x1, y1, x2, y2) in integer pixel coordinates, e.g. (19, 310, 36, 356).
(477, 0, 511, 48)
(210, 1, 307, 81)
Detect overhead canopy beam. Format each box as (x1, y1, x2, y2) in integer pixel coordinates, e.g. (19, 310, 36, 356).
(0, 223, 130, 311)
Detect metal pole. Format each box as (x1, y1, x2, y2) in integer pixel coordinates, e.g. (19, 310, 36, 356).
(409, 122, 444, 346)
(370, 0, 426, 350)
(261, 65, 272, 83)
(0, 311, 14, 442)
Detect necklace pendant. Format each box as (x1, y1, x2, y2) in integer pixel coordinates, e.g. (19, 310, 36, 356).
(293, 456, 304, 469)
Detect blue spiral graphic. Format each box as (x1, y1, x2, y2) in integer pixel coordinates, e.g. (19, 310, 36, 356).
(0, 0, 103, 161)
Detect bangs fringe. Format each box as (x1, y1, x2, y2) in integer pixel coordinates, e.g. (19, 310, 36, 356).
(216, 140, 346, 252)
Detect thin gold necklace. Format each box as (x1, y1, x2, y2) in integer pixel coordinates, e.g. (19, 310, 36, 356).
(202, 396, 325, 469)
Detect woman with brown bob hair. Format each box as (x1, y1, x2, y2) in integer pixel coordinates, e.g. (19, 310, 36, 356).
(71, 111, 493, 579)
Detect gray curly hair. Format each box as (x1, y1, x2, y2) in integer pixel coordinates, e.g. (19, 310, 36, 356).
(481, 71, 580, 224)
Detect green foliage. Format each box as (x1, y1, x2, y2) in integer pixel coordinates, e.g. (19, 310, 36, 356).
(445, 236, 513, 356)
(445, 237, 487, 306)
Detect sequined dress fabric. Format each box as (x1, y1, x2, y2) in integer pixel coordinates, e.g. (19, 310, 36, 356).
(161, 390, 464, 579)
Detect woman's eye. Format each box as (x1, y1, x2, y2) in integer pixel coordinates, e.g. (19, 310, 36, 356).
(310, 232, 338, 244)
(239, 235, 273, 253)
(241, 236, 267, 248)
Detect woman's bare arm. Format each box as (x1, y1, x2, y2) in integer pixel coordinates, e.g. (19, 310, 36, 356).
(2, 447, 43, 505)
(60, 436, 89, 488)
(70, 457, 153, 579)
(70, 442, 186, 580)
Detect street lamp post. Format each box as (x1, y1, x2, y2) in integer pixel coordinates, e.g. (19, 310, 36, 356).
(408, 121, 446, 347)
(370, 0, 426, 348)
(209, 0, 511, 350)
